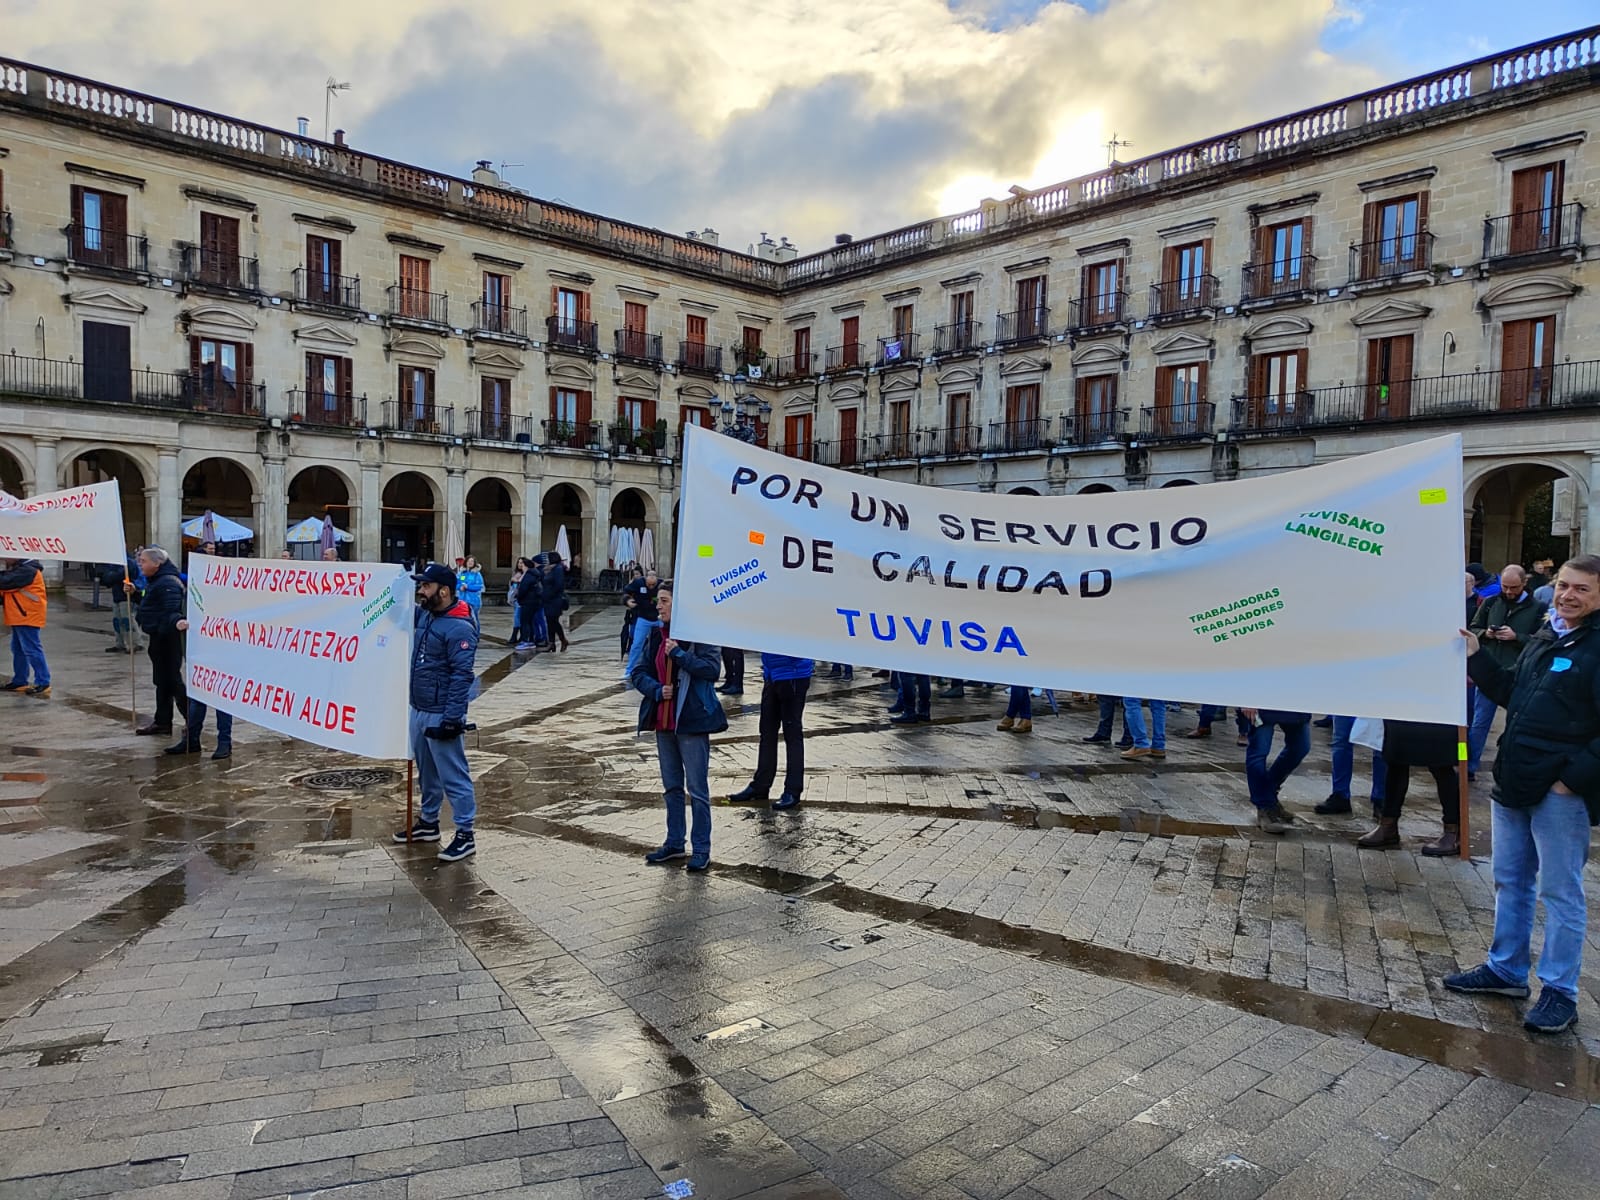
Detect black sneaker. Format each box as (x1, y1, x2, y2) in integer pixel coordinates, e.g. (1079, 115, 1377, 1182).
(211, 744, 232, 761)
(1082, 733, 1111, 743)
(1314, 794, 1353, 815)
(1442, 963, 1529, 998)
(645, 845, 689, 865)
(938, 687, 965, 700)
(105, 646, 128, 654)
(0, 680, 27, 692)
(1115, 738, 1134, 749)
(393, 820, 441, 844)
(890, 712, 923, 726)
(1523, 988, 1577, 1034)
(438, 832, 476, 863)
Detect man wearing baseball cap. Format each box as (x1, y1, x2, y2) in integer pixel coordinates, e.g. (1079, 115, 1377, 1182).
(395, 563, 480, 861)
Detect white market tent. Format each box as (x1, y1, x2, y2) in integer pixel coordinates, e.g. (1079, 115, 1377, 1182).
(181, 512, 253, 543)
(286, 517, 354, 543)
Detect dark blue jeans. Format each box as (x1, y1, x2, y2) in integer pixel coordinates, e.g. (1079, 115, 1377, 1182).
(1006, 686, 1032, 719)
(1093, 694, 1123, 738)
(187, 700, 233, 746)
(897, 673, 930, 716)
(1246, 720, 1311, 810)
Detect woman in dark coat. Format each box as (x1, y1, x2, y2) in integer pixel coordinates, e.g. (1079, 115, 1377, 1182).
(1358, 720, 1460, 855)
(514, 558, 544, 652)
(542, 553, 570, 652)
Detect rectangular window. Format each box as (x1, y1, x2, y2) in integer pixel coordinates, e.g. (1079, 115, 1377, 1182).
(481, 377, 511, 439)
(892, 304, 914, 338)
(950, 290, 974, 325)
(841, 315, 860, 366)
(685, 313, 707, 344)
(1014, 276, 1047, 338)
(1003, 384, 1041, 448)
(199, 212, 241, 285)
(398, 366, 436, 428)
(839, 407, 859, 466)
(1248, 350, 1308, 428)
(680, 404, 711, 429)
(1075, 375, 1118, 442)
(1361, 194, 1428, 277)
(481, 272, 511, 332)
(1509, 163, 1565, 254)
(306, 235, 343, 304)
(682, 313, 710, 370)
(549, 387, 592, 446)
(792, 326, 811, 373)
(783, 413, 814, 461)
(1083, 260, 1122, 323)
(742, 326, 763, 354)
(1154, 363, 1206, 432)
(1364, 335, 1413, 419)
(621, 301, 650, 359)
(946, 391, 974, 454)
(885, 400, 911, 457)
(399, 255, 431, 318)
(69, 185, 128, 266)
(191, 336, 252, 413)
(83, 320, 132, 405)
(305, 352, 353, 423)
(1500, 316, 1556, 409)
(1161, 240, 1212, 308)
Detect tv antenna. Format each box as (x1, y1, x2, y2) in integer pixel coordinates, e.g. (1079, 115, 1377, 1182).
(1106, 132, 1133, 166)
(324, 77, 352, 141)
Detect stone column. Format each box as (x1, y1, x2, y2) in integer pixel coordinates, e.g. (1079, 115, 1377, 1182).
(261, 456, 288, 557)
(589, 480, 612, 586)
(32, 438, 62, 584)
(358, 465, 383, 563)
(156, 450, 182, 552)
(520, 468, 542, 558)
(1587, 453, 1600, 554)
(144, 487, 159, 551)
(444, 465, 467, 564)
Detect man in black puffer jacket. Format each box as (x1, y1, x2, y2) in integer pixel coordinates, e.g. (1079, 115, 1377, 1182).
(128, 546, 188, 737)
(1446, 554, 1600, 1036)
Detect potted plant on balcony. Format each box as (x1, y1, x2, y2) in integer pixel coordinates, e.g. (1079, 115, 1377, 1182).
(551, 419, 576, 446)
(734, 346, 769, 379)
(651, 418, 668, 453)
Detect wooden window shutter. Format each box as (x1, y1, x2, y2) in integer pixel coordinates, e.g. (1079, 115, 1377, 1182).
(425, 369, 436, 409)
(1249, 354, 1266, 397)
(306, 234, 318, 270)
(305, 352, 318, 394)
(642, 398, 657, 428)
(338, 355, 352, 398)
(548, 386, 559, 418)
(328, 237, 341, 277)
(397, 365, 409, 407)
(577, 390, 592, 427)
(1253, 222, 1270, 268)
(190, 336, 202, 380)
(1200, 238, 1213, 275)
(481, 377, 494, 406)
(219, 216, 239, 261)
(1198, 361, 1209, 403)
(1390, 335, 1413, 382)
(549, 285, 559, 316)
(1295, 349, 1309, 394)
(1502, 320, 1531, 373)
(239, 343, 253, 388)
(577, 292, 591, 326)
(102, 193, 127, 239)
(1361, 201, 1380, 246)
(1155, 365, 1171, 407)
(1162, 245, 1178, 282)
(1416, 191, 1430, 234)
(70, 184, 85, 229)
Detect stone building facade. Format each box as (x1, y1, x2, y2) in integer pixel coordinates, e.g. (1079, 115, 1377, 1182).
(1, 28, 1597, 587)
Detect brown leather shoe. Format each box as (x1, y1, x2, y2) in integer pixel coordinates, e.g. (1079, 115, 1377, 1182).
(1120, 746, 1154, 760)
(1420, 824, 1460, 857)
(1356, 818, 1401, 849)
(1184, 727, 1211, 739)
(135, 724, 173, 737)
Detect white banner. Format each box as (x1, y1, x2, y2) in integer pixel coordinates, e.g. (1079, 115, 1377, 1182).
(673, 426, 1466, 724)
(184, 558, 414, 759)
(0, 482, 127, 563)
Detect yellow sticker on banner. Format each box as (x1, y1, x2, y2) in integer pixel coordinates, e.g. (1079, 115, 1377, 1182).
(749, 531, 766, 546)
(697, 545, 714, 558)
(1419, 488, 1448, 505)
(1458, 742, 1468, 761)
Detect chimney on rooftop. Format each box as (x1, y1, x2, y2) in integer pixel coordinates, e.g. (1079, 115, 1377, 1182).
(296, 117, 309, 138)
(472, 160, 502, 186)
(835, 233, 853, 246)
(333, 129, 346, 147)
(699, 228, 719, 246)
(774, 236, 798, 263)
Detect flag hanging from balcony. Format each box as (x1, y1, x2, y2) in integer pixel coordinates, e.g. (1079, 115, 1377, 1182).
(672, 426, 1466, 724)
(0, 482, 128, 564)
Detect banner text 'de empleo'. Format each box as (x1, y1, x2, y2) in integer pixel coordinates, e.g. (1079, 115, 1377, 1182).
(671, 426, 1466, 724)
(0, 481, 128, 563)
(184, 558, 413, 759)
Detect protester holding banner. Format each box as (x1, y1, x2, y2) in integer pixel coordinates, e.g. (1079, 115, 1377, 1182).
(1241, 708, 1312, 833)
(396, 564, 479, 863)
(0, 558, 50, 698)
(1447, 556, 1600, 1036)
(130, 547, 188, 737)
(631, 583, 726, 871)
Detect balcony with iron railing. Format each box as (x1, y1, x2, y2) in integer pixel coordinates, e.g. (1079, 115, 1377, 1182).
(288, 389, 366, 429)
(1149, 276, 1219, 321)
(65, 224, 148, 273)
(775, 439, 818, 463)
(1483, 201, 1585, 264)
(1230, 359, 1600, 433)
(185, 375, 264, 416)
(873, 431, 917, 460)
(1068, 292, 1128, 333)
(994, 308, 1050, 346)
(676, 341, 721, 375)
(542, 418, 603, 450)
(877, 332, 920, 368)
(0, 352, 189, 409)
(917, 424, 984, 458)
(1063, 407, 1127, 445)
(466, 408, 531, 443)
(292, 268, 361, 311)
(1349, 231, 1435, 284)
(824, 342, 867, 372)
(379, 400, 454, 436)
(933, 320, 982, 356)
(814, 437, 868, 469)
(773, 351, 817, 381)
(1241, 255, 1319, 303)
(1138, 402, 1216, 441)
(608, 421, 669, 458)
(614, 328, 664, 365)
(472, 302, 528, 340)
(988, 416, 1051, 452)
(177, 245, 260, 292)
(386, 285, 449, 326)
(546, 316, 599, 353)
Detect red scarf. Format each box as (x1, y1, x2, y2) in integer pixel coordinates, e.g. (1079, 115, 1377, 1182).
(654, 625, 676, 731)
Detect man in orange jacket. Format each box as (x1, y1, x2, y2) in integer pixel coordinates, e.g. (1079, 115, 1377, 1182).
(0, 558, 50, 698)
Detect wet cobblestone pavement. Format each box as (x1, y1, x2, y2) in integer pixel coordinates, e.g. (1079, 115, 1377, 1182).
(2, 591, 1598, 1198)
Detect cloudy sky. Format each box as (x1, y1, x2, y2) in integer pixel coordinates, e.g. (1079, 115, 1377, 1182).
(8, 0, 1594, 254)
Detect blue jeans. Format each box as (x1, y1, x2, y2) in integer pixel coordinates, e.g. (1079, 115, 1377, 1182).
(9, 627, 48, 687)
(896, 673, 930, 716)
(1123, 698, 1166, 750)
(187, 700, 233, 745)
(1005, 686, 1032, 720)
(1467, 689, 1499, 774)
(656, 730, 711, 858)
(1487, 790, 1591, 1000)
(1094, 694, 1123, 738)
(1331, 716, 1387, 803)
(409, 707, 476, 831)
(1246, 720, 1310, 810)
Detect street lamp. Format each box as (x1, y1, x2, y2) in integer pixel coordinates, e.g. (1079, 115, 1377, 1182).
(719, 394, 771, 444)
(324, 78, 352, 142)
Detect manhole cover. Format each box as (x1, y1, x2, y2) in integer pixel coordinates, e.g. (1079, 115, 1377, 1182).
(299, 768, 399, 792)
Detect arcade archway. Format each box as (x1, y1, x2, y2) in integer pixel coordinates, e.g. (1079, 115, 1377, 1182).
(467, 478, 516, 572)
(66, 448, 149, 547)
(382, 472, 440, 565)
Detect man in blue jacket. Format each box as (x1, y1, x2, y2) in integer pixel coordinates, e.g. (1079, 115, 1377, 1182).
(630, 582, 726, 871)
(730, 651, 813, 810)
(395, 564, 480, 862)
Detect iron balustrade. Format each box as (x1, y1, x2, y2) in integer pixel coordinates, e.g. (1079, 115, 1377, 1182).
(1064, 407, 1126, 445)
(1139, 401, 1215, 440)
(380, 400, 454, 435)
(989, 417, 1050, 452)
(1350, 230, 1435, 282)
(614, 328, 664, 363)
(288, 389, 365, 428)
(472, 302, 528, 339)
(918, 425, 983, 457)
(466, 406, 522, 442)
(994, 308, 1050, 345)
(1229, 359, 1600, 431)
(387, 285, 449, 324)
(0, 353, 189, 408)
(1149, 275, 1219, 318)
(874, 431, 916, 460)
(609, 422, 668, 457)
(814, 437, 867, 468)
(934, 320, 982, 354)
(824, 342, 866, 371)
(773, 351, 817, 380)
(545, 316, 598, 351)
(877, 332, 920, 367)
(1483, 201, 1585, 260)
(776, 439, 818, 463)
(675, 341, 721, 374)
(179, 245, 259, 290)
(293, 267, 361, 310)
(65, 224, 148, 272)
(543, 418, 602, 449)
(1068, 291, 1128, 331)
(186, 376, 264, 416)
(1241, 255, 1318, 301)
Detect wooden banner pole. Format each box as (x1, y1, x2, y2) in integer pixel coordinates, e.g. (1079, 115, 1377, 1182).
(1457, 724, 1471, 861)
(125, 572, 137, 732)
(406, 759, 414, 844)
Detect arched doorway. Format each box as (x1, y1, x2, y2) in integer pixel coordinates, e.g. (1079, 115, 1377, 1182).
(67, 448, 148, 547)
(609, 487, 653, 573)
(1468, 462, 1582, 569)
(542, 483, 585, 573)
(1160, 479, 1198, 488)
(1077, 483, 1117, 495)
(467, 478, 516, 574)
(0, 448, 25, 497)
(1008, 486, 1040, 496)
(383, 472, 439, 565)
(182, 459, 256, 556)
(287, 466, 353, 560)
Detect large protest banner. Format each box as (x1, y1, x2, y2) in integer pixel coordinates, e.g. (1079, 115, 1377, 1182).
(0, 482, 127, 563)
(673, 426, 1466, 724)
(184, 558, 413, 758)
